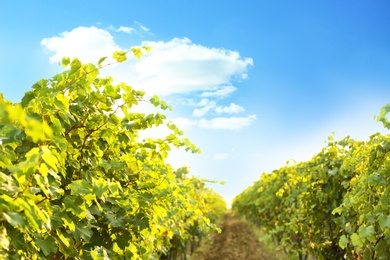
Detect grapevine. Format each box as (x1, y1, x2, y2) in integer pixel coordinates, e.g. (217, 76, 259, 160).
(0, 49, 226, 259)
(233, 104, 390, 259)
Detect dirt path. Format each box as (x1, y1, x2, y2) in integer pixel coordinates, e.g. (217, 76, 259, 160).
(193, 213, 276, 260)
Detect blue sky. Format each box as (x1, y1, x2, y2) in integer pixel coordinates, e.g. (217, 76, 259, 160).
(1, 1, 390, 206)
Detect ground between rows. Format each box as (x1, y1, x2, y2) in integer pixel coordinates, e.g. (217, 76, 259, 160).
(192, 213, 280, 260)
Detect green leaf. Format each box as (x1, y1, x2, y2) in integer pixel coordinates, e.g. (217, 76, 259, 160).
(379, 103, 390, 118)
(131, 47, 143, 59)
(113, 50, 127, 63)
(61, 214, 75, 231)
(41, 146, 58, 171)
(375, 239, 390, 259)
(351, 233, 363, 247)
(90, 250, 99, 260)
(142, 46, 153, 53)
(21, 91, 36, 107)
(115, 230, 131, 248)
(339, 235, 348, 249)
(69, 58, 82, 75)
(0, 152, 14, 173)
(98, 56, 108, 67)
(149, 95, 160, 107)
(128, 243, 138, 255)
(376, 103, 390, 129)
(92, 182, 108, 198)
(74, 223, 93, 242)
(25, 119, 53, 143)
(62, 57, 70, 67)
(379, 215, 390, 231)
(363, 247, 372, 260)
(332, 206, 343, 215)
(3, 211, 25, 227)
(68, 180, 91, 195)
(36, 236, 57, 256)
(0, 227, 9, 250)
(105, 213, 125, 228)
(113, 242, 124, 255)
(56, 229, 70, 247)
(358, 225, 376, 243)
(63, 196, 86, 219)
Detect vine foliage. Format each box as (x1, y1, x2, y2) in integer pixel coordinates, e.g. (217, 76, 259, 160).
(233, 104, 390, 259)
(0, 49, 226, 259)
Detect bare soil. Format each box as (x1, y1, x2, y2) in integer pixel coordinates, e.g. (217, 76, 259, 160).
(192, 213, 278, 260)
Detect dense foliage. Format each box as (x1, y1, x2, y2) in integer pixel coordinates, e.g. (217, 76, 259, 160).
(233, 104, 390, 259)
(0, 49, 226, 259)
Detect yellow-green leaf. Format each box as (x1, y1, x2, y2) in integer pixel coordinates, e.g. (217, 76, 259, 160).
(113, 50, 127, 62)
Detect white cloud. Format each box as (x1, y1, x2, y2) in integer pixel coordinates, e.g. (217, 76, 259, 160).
(115, 26, 135, 34)
(192, 99, 244, 117)
(197, 98, 212, 106)
(213, 153, 229, 160)
(41, 26, 121, 63)
(200, 86, 237, 98)
(41, 27, 253, 98)
(133, 21, 150, 32)
(134, 38, 253, 96)
(241, 73, 249, 80)
(172, 117, 198, 129)
(199, 115, 256, 130)
(192, 99, 216, 117)
(41, 26, 256, 131)
(172, 115, 256, 131)
(215, 103, 245, 114)
(193, 107, 213, 117)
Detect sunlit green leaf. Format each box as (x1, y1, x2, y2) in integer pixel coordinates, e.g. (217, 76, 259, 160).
(131, 47, 143, 59)
(338, 235, 348, 249)
(0, 227, 9, 251)
(98, 56, 108, 67)
(142, 46, 153, 53)
(350, 233, 362, 247)
(62, 57, 70, 67)
(74, 223, 93, 242)
(36, 236, 57, 256)
(3, 211, 25, 227)
(113, 50, 127, 62)
(56, 229, 70, 247)
(379, 215, 390, 231)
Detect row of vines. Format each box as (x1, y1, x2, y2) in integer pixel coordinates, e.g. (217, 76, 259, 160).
(0, 50, 226, 259)
(233, 104, 390, 259)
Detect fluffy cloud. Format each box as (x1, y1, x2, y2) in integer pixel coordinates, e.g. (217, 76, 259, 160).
(171, 117, 198, 129)
(135, 22, 150, 32)
(41, 26, 256, 131)
(115, 26, 135, 34)
(173, 115, 256, 130)
(215, 103, 245, 114)
(41, 27, 253, 97)
(193, 106, 214, 117)
(193, 101, 245, 117)
(109, 23, 149, 34)
(200, 85, 237, 98)
(192, 99, 216, 117)
(198, 115, 256, 130)
(41, 26, 121, 63)
(213, 153, 229, 160)
(135, 38, 253, 95)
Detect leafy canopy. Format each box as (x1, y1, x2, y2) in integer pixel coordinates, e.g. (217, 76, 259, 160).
(0, 48, 226, 259)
